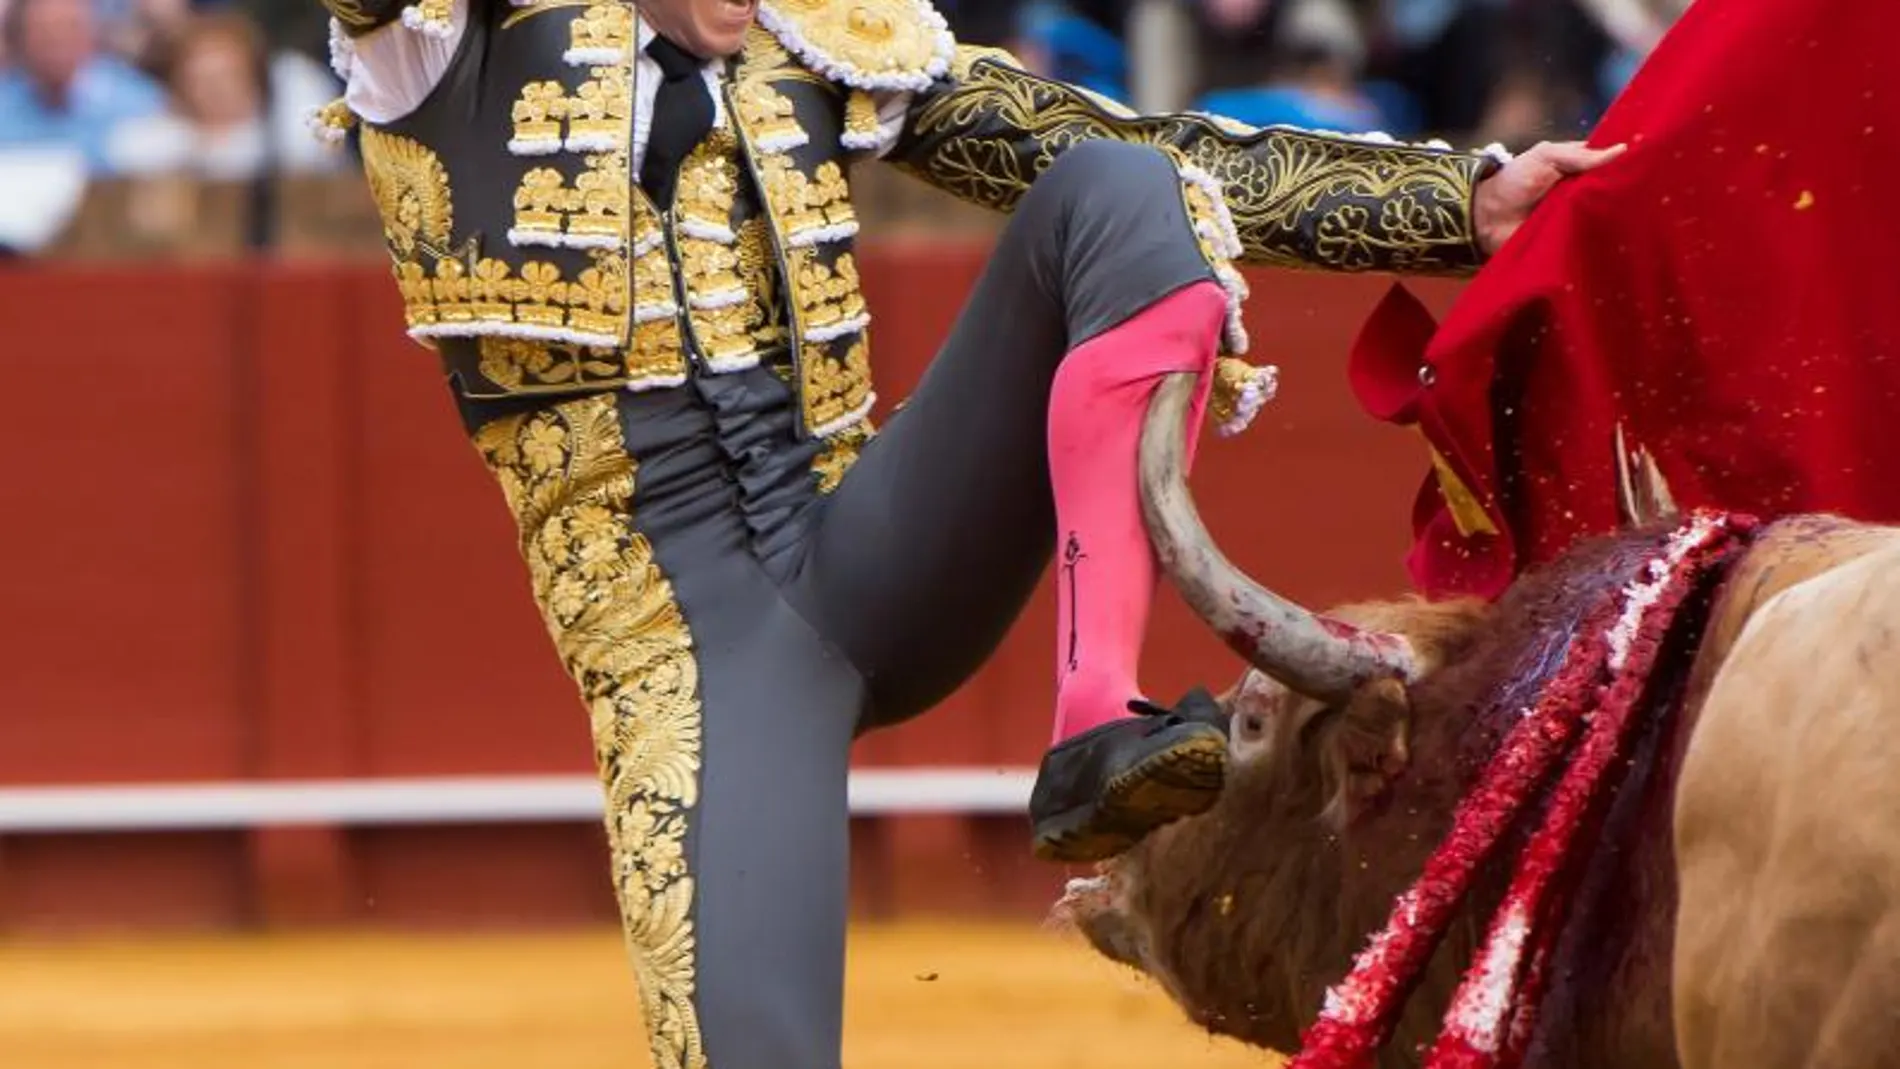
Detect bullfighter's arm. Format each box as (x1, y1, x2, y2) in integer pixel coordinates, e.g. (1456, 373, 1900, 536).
(878, 45, 1507, 277)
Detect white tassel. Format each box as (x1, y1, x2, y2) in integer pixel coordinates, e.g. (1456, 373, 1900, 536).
(678, 219, 737, 244)
(811, 391, 877, 439)
(409, 320, 622, 350)
(805, 311, 869, 343)
(399, 3, 455, 38)
(705, 351, 765, 374)
(786, 219, 859, 249)
(622, 373, 690, 393)
(326, 19, 354, 81)
(1214, 364, 1278, 438)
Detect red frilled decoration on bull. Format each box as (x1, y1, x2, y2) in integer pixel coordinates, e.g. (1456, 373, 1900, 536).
(1349, 0, 1900, 603)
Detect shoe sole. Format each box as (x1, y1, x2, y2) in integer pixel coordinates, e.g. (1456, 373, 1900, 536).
(1031, 731, 1227, 864)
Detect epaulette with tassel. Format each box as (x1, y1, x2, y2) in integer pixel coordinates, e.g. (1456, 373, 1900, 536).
(307, 98, 358, 144)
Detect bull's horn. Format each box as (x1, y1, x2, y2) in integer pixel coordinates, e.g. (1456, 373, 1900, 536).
(1137, 372, 1418, 701)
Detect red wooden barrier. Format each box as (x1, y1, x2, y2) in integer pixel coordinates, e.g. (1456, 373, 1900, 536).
(0, 249, 1462, 931)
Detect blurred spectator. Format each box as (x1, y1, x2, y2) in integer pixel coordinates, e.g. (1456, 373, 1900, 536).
(1576, 0, 1690, 99)
(1016, 0, 1129, 100)
(1363, 0, 1511, 138)
(100, 0, 189, 73)
(103, 9, 340, 179)
(1193, 0, 1393, 133)
(0, 0, 166, 172)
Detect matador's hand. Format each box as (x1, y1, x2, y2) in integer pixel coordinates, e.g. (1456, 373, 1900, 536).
(1473, 140, 1628, 255)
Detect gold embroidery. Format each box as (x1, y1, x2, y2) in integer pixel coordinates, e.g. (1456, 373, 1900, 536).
(634, 241, 675, 307)
(674, 133, 741, 234)
(392, 250, 632, 346)
(360, 128, 453, 257)
(811, 417, 874, 492)
(726, 72, 875, 434)
(510, 150, 629, 245)
(802, 334, 873, 433)
(758, 158, 855, 236)
(632, 317, 689, 381)
(669, 138, 782, 368)
(472, 395, 707, 1069)
(757, 0, 951, 85)
(513, 168, 570, 241)
(477, 337, 627, 392)
(568, 65, 632, 145)
(734, 216, 788, 352)
(323, 0, 385, 31)
(571, 150, 631, 240)
(568, 2, 633, 57)
(892, 48, 1491, 275)
(511, 81, 568, 147)
(789, 249, 866, 336)
(731, 77, 804, 148)
(843, 89, 879, 145)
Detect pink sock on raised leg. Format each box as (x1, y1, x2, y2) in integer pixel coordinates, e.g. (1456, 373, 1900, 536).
(1049, 280, 1226, 746)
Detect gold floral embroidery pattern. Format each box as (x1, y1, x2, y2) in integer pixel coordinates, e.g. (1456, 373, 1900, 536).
(842, 89, 880, 146)
(731, 75, 808, 149)
(756, 156, 856, 241)
(567, 65, 632, 146)
(322, 0, 396, 32)
(509, 140, 629, 247)
(811, 417, 874, 492)
(673, 133, 743, 236)
(567, 1, 633, 60)
(727, 56, 876, 439)
(393, 251, 630, 346)
(788, 249, 867, 337)
(471, 394, 707, 1069)
(361, 128, 454, 257)
(476, 336, 629, 392)
(892, 47, 1492, 275)
(510, 80, 568, 152)
(802, 334, 874, 434)
(754, 0, 953, 90)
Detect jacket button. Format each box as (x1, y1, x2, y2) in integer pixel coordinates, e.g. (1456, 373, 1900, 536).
(1418, 363, 1437, 388)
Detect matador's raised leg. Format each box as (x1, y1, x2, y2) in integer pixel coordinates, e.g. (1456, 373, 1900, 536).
(789, 138, 1257, 863)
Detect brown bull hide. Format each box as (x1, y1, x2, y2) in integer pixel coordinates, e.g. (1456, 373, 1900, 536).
(1058, 516, 1900, 1069)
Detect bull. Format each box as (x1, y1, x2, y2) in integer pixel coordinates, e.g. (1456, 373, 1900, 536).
(1056, 372, 1900, 1069)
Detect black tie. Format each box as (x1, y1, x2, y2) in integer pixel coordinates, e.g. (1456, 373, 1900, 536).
(639, 35, 715, 209)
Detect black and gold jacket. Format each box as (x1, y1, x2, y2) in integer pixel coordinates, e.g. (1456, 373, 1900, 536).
(314, 0, 1503, 443)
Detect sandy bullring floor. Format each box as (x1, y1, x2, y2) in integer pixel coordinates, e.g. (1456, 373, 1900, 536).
(0, 921, 1282, 1068)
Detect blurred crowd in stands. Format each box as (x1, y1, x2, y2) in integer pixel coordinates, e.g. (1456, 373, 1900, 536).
(0, 0, 1691, 257)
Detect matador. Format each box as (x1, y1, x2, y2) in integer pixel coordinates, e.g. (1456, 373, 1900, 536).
(308, 0, 1610, 1062)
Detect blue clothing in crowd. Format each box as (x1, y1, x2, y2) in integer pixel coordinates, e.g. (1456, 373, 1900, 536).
(0, 58, 167, 173)
(1194, 86, 1389, 134)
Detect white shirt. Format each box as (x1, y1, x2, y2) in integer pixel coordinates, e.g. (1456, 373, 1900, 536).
(341, 0, 914, 166)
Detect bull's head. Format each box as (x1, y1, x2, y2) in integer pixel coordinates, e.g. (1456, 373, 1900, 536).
(1054, 373, 1488, 1049)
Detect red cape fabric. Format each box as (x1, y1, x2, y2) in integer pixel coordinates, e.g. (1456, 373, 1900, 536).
(1349, 0, 1900, 600)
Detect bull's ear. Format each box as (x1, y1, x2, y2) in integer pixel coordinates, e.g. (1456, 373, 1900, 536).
(1318, 677, 1413, 828)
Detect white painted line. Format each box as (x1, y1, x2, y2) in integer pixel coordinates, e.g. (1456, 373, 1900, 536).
(0, 769, 1038, 831)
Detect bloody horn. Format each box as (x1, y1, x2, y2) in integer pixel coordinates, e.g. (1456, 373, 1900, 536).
(1136, 372, 1418, 700)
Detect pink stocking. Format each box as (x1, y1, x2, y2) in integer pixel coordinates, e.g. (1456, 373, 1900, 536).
(1049, 280, 1225, 745)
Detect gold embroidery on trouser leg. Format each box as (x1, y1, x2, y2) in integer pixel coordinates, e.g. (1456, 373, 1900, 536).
(472, 394, 707, 1069)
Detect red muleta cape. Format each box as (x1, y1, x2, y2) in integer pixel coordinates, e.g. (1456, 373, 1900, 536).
(1351, 0, 1900, 601)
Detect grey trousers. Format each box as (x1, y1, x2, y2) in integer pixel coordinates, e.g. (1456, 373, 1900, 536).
(463, 140, 1216, 1069)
